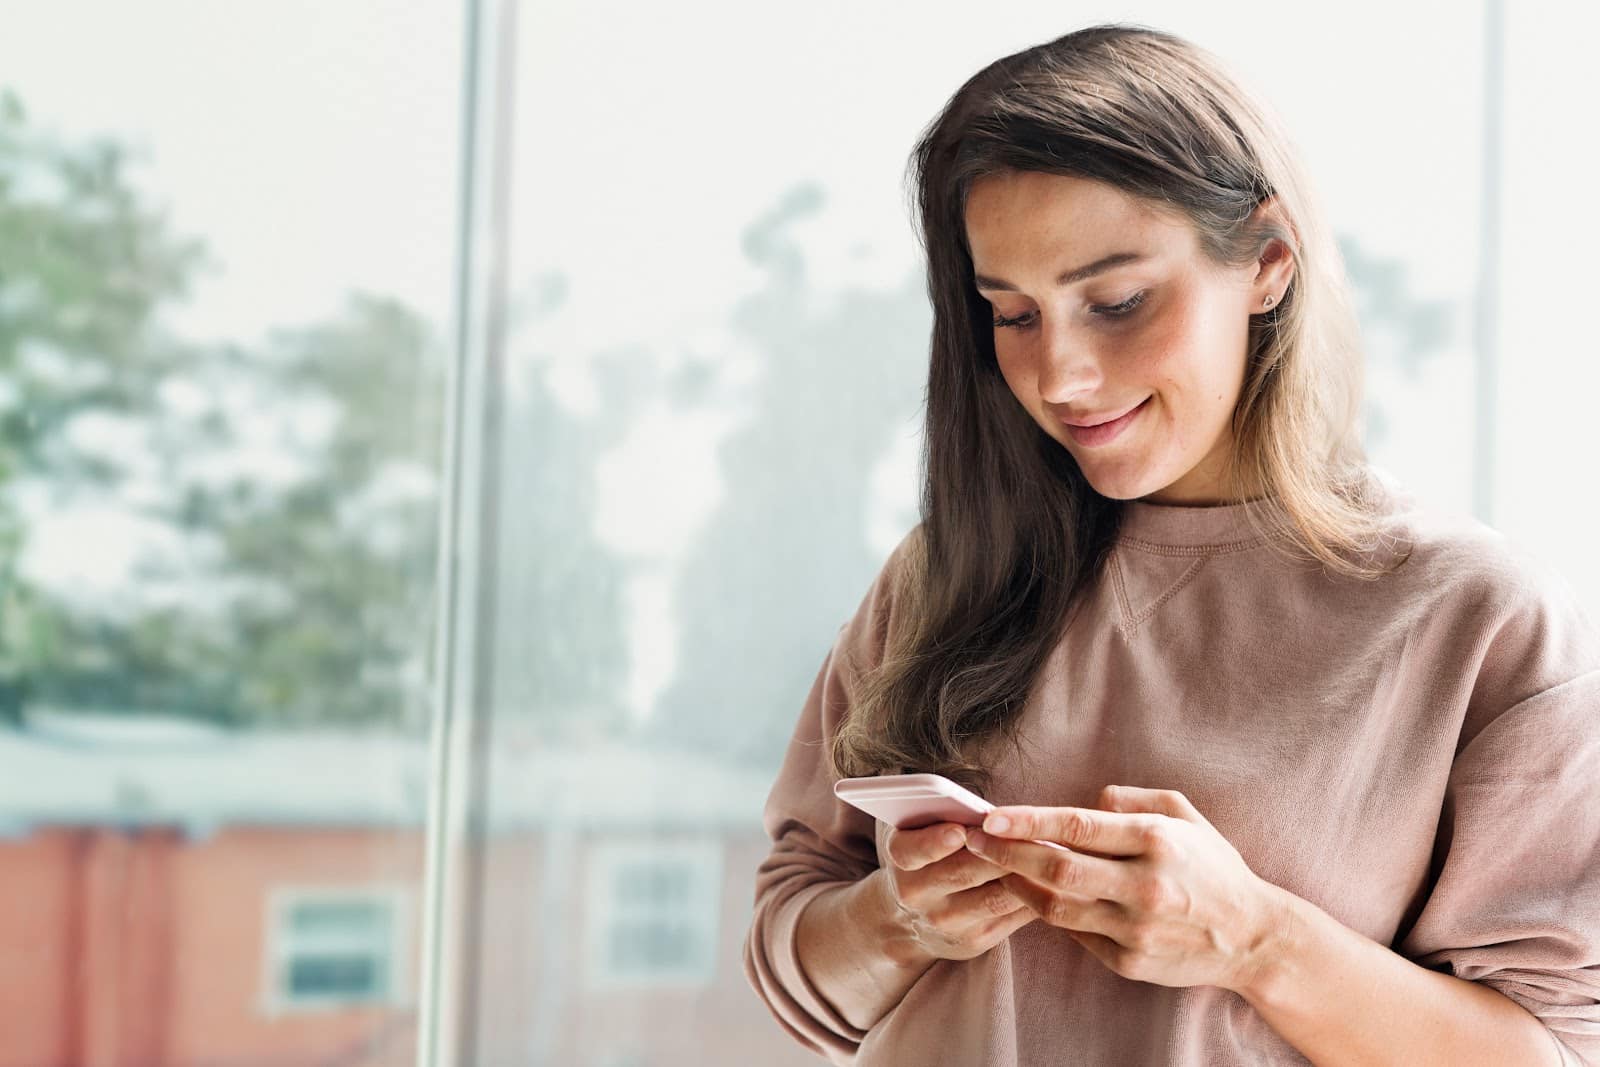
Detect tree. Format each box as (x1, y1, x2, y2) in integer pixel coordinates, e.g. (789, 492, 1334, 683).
(0, 86, 210, 720)
(0, 89, 634, 733)
(643, 182, 929, 764)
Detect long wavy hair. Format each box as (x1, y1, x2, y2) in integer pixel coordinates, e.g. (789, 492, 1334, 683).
(831, 23, 1404, 792)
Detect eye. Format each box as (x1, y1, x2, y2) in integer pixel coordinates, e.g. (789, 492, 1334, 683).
(991, 290, 1148, 331)
(1092, 291, 1147, 318)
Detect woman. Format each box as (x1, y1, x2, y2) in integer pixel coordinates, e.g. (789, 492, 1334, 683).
(741, 22, 1600, 1067)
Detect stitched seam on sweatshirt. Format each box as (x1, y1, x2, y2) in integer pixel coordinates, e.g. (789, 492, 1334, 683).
(1110, 548, 1133, 634)
(1122, 555, 1210, 636)
(1117, 536, 1264, 557)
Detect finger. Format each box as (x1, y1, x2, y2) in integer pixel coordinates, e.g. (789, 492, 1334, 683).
(974, 903, 1037, 945)
(1065, 927, 1123, 971)
(981, 805, 1161, 857)
(967, 829, 1137, 903)
(901, 847, 1022, 905)
(1000, 873, 1126, 940)
(932, 877, 1034, 927)
(885, 821, 972, 871)
(1099, 784, 1204, 823)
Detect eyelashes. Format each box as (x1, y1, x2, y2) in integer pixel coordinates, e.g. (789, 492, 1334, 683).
(992, 290, 1148, 331)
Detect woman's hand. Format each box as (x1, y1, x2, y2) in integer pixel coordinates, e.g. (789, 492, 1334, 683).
(870, 820, 1039, 966)
(963, 784, 1292, 994)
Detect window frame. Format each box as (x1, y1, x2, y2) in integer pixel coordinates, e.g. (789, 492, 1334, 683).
(581, 836, 723, 991)
(260, 882, 414, 1017)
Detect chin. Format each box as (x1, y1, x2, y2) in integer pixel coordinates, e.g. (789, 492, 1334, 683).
(1072, 457, 1167, 502)
(1050, 417, 1171, 501)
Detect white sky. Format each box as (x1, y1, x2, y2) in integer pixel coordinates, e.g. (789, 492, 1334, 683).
(4, 1, 1598, 719)
(0, 0, 462, 345)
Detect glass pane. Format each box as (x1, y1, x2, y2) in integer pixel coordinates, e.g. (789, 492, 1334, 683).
(609, 922, 695, 971)
(1495, 3, 1600, 612)
(613, 862, 692, 907)
(461, 4, 1488, 1066)
(290, 898, 392, 938)
(288, 954, 386, 999)
(0, 4, 460, 1064)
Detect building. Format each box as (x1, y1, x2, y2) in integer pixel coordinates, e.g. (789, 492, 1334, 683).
(0, 712, 814, 1066)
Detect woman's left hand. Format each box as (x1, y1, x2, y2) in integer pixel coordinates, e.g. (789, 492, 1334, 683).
(963, 784, 1292, 994)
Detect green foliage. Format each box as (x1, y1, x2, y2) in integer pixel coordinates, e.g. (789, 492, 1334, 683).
(0, 89, 631, 734)
(0, 90, 211, 487)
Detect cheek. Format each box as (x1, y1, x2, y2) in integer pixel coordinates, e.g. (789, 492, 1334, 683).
(993, 343, 1035, 399)
(1124, 304, 1220, 452)
(1123, 309, 1195, 394)
(1141, 302, 1248, 457)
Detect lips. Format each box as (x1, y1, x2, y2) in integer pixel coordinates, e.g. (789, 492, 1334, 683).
(1059, 399, 1146, 427)
(1059, 396, 1149, 447)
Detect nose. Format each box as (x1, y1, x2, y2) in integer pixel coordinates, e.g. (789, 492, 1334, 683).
(1035, 322, 1104, 405)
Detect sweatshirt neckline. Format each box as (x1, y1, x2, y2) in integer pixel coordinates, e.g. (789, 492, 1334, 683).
(1116, 493, 1288, 548)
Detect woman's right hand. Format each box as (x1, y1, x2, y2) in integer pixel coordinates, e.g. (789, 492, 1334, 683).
(871, 820, 1038, 965)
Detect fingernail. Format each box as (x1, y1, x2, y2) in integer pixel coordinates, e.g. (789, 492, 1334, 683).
(965, 829, 986, 851)
(943, 828, 964, 848)
(985, 815, 1010, 833)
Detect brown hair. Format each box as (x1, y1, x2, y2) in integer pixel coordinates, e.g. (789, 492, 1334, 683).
(831, 23, 1404, 791)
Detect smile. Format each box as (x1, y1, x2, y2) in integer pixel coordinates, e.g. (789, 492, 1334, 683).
(1060, 397, 1149, 447)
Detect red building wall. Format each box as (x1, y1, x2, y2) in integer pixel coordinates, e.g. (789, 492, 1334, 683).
(0, 826, 422, 1067)
(0, 824, 825, 1067)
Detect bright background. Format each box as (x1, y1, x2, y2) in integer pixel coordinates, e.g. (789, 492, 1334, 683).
(0, 2, 1594, 1064)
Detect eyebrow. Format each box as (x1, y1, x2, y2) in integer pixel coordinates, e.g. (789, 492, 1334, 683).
(972, 251, 1148, 292)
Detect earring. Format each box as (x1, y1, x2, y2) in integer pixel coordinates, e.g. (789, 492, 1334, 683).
(1262, 294, 1275, 308)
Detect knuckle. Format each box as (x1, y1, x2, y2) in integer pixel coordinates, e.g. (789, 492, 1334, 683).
(920, 856, 965, 895)
(1045, 854, 1081, 891)
(1134, 875, 1173, 911)
(1063, 810, 1095, 848)
(1043, 894, 1076, 928)
(981, 883, 1016, 917)
(931, 863, 965, 893)
(1135, 816, 1173, 855)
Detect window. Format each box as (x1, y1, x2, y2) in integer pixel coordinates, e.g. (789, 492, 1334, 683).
(266, 886, 411, 1013)
(583, 838, 721, 989)
(0, 4, 453, 1062)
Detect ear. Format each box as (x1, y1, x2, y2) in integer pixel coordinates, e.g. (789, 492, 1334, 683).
(1249, 195, 1298, 306)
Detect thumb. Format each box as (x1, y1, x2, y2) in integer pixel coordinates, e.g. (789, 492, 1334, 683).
(1098, 784, 1204, 823)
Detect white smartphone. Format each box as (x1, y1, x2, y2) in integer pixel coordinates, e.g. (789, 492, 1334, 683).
(833, 772, 1072, 852)
(833, 772, 994, 830)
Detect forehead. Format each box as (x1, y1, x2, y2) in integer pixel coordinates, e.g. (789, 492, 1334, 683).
(963, 171, 1187, 264)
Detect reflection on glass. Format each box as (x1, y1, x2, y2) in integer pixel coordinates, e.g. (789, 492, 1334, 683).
(0, 4, 454, 1055)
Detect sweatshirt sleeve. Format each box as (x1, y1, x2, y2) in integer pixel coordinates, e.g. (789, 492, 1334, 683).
(742, 529, 919, 1064)
(1396, 551, 1600, 1066)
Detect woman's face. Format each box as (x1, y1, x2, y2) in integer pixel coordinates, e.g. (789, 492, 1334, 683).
(964, 170, 1292, 505)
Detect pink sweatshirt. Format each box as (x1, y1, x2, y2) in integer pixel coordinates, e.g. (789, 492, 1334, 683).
(743, 474, 1600, 1065)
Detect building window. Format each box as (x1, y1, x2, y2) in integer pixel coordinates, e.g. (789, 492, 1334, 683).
(265, 886, 410, 1013)
(583, 838, 721, 989)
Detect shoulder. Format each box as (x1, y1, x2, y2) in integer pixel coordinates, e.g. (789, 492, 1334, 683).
(1371, 470, 1578, 616)
(1369, 470, 1600, 711)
